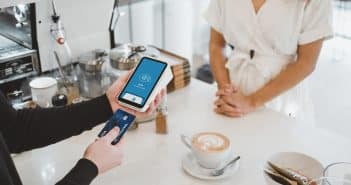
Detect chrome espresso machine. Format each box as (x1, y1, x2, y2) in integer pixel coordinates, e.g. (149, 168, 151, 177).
(0, 3, 39, 102)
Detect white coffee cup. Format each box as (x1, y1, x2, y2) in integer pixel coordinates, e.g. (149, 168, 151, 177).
(181, 132, 232, 169)
(30, 77, 58, 107)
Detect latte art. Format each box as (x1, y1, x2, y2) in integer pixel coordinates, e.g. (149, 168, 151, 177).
(196, 134, 224, 149)
(192, 132, 230, 152)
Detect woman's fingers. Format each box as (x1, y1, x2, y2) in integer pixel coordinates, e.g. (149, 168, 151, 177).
(217, 84, 239, 95)
(223, 84, 233, 92)
(215, 96, 237, 108)
(224, 111, 243, 117)
(224, 84, 240, 93)
(214, 100, 242, 117)
(216, 108, 242, 117)
(231, 84, 239, 92)
(230, 84, 239, 93)
(220, 94, 237, 107)
(214, 85, 249, 118)
(214, 106, 242, 117)
(214, 98, 224, 106)
(216, 88, 231, 97)
(219, 104, 241, 114)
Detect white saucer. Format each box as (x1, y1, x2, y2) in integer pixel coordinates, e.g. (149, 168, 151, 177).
(182, 153, 240, 180)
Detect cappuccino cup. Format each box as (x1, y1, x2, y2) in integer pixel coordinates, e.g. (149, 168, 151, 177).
(181, 132, 231, 169)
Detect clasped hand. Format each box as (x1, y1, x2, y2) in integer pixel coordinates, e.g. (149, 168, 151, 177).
(214, 84, 256, 117)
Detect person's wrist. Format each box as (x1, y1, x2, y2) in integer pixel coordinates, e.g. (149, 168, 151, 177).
(105, 88, 114, 103)
(83, 156, 101, 174)
(249, 94, 261, 109)
(217, 81, 230, 90)
(105, 92, 121, 113)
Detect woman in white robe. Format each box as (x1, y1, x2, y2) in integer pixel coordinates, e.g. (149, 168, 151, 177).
(204, 0, 333, 125)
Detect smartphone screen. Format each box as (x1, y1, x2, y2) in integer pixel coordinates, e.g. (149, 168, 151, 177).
(118, 57, 167, 108)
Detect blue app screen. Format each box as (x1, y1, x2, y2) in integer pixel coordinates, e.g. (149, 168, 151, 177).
(120, 58, 166, 106)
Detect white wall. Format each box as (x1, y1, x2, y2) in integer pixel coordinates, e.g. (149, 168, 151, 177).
(192, 0, 210, 56)
(113, 5, 131, 44)
(130, 1, 155, 45)
(114, 0, 193, 61)
(114, 0, 162, 47)
(163, 0, 193, 60)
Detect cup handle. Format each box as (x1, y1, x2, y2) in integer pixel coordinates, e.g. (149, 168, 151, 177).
(181, 134, 192, 150)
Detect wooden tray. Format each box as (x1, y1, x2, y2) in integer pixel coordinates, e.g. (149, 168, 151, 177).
(149, 46, 191, 93)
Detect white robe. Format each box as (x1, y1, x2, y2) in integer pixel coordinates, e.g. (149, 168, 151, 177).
(204, 0, 333, 126)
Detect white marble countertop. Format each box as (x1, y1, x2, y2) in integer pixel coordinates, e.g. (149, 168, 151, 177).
(12, 79, 351, 185)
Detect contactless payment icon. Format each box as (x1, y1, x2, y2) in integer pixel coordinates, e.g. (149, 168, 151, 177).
(139, 73, 152, 83)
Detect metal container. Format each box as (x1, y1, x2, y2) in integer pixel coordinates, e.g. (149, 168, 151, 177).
(77, 49, 108, 98)
(109, 44, 160, 70)
(78, 49, 107, 73)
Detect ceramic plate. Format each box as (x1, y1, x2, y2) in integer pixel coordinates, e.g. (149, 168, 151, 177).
(182, 152, 239, 180)
(263, 152, 324, 185)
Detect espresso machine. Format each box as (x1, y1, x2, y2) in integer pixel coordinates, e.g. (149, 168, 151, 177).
(1, 0, 127, 106)
(0, 3, 39, 102)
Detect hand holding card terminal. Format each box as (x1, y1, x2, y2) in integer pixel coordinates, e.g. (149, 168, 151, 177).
(117, 57, 173, 112)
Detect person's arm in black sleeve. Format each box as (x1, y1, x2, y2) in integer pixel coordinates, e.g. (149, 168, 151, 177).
(55, 159, 98, 185)
(1, 92, 113, 153)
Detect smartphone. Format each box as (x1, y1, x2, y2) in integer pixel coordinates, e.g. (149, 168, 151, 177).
(117, 57, 172, 112)
(98, 109, 136, 145)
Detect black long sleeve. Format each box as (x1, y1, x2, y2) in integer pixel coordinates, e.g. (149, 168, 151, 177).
(56, 159, 98, 185)
(0, 92, 113, 185)
(0, 92, 113, 153)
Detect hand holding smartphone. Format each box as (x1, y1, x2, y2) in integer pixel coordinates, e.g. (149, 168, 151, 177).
(117, 57, 173, 112)
(98, 57, 172, 144)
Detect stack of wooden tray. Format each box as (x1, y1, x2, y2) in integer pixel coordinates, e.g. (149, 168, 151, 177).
(152, 47, 191, 93)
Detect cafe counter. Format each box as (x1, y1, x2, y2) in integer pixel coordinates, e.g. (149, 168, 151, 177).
(12, 79, 351, 185)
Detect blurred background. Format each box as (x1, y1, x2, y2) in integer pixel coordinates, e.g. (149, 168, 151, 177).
(112, 0, 351, 138)
(1, 0, 350, 138)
